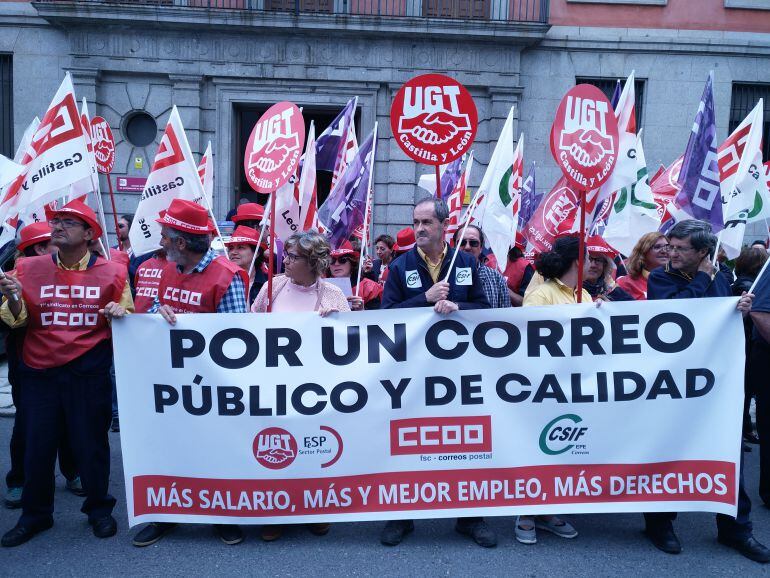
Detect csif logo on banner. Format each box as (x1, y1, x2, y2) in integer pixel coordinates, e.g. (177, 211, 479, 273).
(539, 414, 589, 456)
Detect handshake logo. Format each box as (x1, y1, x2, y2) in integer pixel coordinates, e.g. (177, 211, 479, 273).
(398, 86, 471, 146)
(558, 96, 615, 168)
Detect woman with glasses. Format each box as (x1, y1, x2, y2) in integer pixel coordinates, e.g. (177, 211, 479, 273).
(615, 232, 670, 300)
(328, 241, 382, 310)
(251, 230, 350, 316)
(583, 236, 633, 302)
(225, 225, 267, 307)
(250, 230, 348, 541)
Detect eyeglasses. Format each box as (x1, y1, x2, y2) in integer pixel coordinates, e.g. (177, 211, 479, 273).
(651, 243, 670, 251)
(48, 218, 86, 229)
(668, 245, 695, 254)
(283, 251, 306, 263)
(459, 239, 480, 248)
(330, 256, 351, 265)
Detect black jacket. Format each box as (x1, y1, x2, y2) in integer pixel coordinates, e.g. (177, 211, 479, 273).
(381, 245, 490, 309)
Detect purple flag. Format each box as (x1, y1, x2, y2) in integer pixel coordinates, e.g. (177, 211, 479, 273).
(611, 79, 622, 110)
(438, 157, 464, 199)
(315, 99, 356, 172)
(674, 73, 723, 231)
(518, 162, 540, 231)
(317, 129, 375, 248)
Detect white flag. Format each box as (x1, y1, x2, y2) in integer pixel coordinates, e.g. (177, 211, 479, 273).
(717, 100, 767, 259)
(0, 155, 23, 191)
(129, 106, 207, 256)
(0, 73, 92, 225)
(477, 108, 519, 272)
(197, 141, 214, 208)
(597, 72, 638, 204)
(603, 131, 660, 256)
(298, 122, 318, 231)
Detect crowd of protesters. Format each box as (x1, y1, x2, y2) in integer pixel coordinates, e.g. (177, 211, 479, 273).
(0, 193, 769, 564)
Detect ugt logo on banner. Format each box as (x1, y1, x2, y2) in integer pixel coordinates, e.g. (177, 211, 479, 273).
(90, 116, 115, 174)
(390, 73, 477, 166)
(550, 84, 619, 190)
(245, 102, 305, 193)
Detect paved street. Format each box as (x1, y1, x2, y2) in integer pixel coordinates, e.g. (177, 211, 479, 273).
(0, 384, 769, 576)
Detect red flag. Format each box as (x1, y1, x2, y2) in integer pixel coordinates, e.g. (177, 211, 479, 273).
(524, 176, 579, 252)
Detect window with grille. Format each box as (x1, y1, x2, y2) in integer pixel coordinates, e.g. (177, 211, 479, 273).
(575, 76, 645, 132)
(0, 55, 11, 158)
(730, 83, 770, 163)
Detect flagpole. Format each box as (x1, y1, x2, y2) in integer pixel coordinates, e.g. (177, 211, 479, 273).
(92, 181, 112, 261)
(266, 191, 277, 313)
(442, 185, 484, 283)
(249, 195, 270, 278)
(105, 172, 122, 251)
(435, 164, 442, 200)
(749, 255, 770, 294)
(577, 188, 587, 303)
(199, 189, 229, 260)
(355, 122, 378, 297)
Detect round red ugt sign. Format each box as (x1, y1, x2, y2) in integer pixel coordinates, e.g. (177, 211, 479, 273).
(244, 102, 305, 194)
(391, 73, 477, 166)
(90, 116, 115, 174)
(550, 84, 619, 190)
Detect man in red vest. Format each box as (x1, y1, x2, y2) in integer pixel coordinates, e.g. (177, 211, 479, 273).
(0, 200, 132, 547)
(132, 250, 167, 314)
(131, 198, 247, 547)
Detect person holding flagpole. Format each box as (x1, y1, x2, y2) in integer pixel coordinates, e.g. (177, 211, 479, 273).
(379, 196, 492, 548)
(0, 200, 133, 547)
(131, 198, 248, 548)
(644, 219, 768, 563)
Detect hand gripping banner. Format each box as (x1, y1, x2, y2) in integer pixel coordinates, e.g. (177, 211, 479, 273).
(114, 298, 743, 526)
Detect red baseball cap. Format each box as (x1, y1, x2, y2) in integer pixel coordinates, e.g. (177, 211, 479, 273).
(231, 203, 265, 224)
(17, 222, 52, 251)
(586, 235, 619, 259)
(393, 227, 415, 254)
(50, 199, 103, 239)
(330, 240, 359, 260)
(156, 199, 216, 235)
(225, 225, 267, 250)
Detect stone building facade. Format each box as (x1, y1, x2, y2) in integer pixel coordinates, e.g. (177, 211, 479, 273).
(1, 0, 769, 243)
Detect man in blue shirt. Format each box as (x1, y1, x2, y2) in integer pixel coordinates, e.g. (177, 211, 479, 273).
(380, 197, 493, 549)
(646, 220, 767, 563)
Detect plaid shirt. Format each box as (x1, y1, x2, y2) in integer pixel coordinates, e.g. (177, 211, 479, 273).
(477, 263, 511, 309)
(150, 248, 247, 313)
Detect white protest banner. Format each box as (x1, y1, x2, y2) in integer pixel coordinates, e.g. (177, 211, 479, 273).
(114, 298, 742, 527)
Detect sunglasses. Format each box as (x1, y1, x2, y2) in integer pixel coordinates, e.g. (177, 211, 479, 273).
(330, 256, 351, 265)
(459, 239, 480, 248)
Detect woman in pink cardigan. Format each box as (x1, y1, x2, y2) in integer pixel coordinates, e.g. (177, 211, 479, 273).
(251, 230, 351, 315)
(251, 230, 348, 542)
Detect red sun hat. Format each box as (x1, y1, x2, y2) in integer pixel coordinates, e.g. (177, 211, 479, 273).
(17, 222, 52, 251)
(393, 227, 416, 254)
(231, 202, 265, 224)
(50, 199, 103, 239)
(156, 199, 216, 235)
(330, 240, 360, 260)
(225, 225, 267, 250)
(586, 235, 619, 259)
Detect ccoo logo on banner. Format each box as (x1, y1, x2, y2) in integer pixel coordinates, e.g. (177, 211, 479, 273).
(551, 84, 619, 190)
(390, 73, 477, 166)
(244, 102, 305, 193)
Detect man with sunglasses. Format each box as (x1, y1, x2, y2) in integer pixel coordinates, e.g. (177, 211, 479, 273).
(453, 225, 511, 308)
(644, 219, 768, 563)
(380, 197, 492, 548)
(0, 200, 133, 547)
